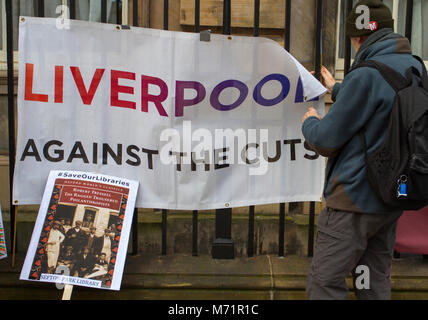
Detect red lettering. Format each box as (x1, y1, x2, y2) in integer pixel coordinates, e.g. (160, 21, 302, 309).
(111, 70, 136, 109)
(25, 63, 49, 102)
(141, 75, 168, 117)
(70, 66, 105, 105)
(54, 66, 64, 103)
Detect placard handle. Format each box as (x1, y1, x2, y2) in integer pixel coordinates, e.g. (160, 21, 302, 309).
(62, 284, 74, 300)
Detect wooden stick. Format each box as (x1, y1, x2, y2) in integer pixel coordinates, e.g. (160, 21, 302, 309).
(62, 284, 74, 300)
(11, 206, 18, 269)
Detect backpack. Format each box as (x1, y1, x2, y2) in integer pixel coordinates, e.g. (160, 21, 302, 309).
(353, 56, 428, 211)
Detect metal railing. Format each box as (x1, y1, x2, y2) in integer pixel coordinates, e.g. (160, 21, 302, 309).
(5, 0, 416, 263)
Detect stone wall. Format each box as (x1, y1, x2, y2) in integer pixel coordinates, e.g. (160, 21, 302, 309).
(2, 210, 314, 258)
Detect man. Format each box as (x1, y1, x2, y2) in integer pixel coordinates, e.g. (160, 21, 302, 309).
(46, 221, 65, 273)
(85, 226, 98, 254)
(57, 245, 76, 275)
(63, 219, 72, 234)
(94, 229, 113, 262)
(86, 253, 109, 279)
(58, 218, 67, 254)
(302, 0, 422, 300)
(82, 213, 94, 229)
(74, 246, 95, 278)
(58, 218, 67, 235)
(64, 220, 85, 254)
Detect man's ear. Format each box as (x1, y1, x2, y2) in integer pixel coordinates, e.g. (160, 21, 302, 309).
(358, 35, 368, 45)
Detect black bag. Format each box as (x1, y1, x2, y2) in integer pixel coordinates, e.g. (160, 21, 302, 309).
(353, 56, 428, 211)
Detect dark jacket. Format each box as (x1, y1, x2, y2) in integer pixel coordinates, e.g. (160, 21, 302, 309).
(93, 235, 111, 256)
(84, 233, 97, 250)
(302, 29, 423, 214)
(75, 253, 95, 274)
(64, 227, 85, 249)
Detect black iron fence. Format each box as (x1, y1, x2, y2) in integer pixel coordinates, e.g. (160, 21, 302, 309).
(5, 0, 416, 262)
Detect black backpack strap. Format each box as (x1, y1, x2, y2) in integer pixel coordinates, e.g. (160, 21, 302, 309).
(352, 60, 410, 92)
(412, 55, 428, 91)
(359, 131, 369, 169)
(353, 60, 410, 92)
(413, 55, 427, 75)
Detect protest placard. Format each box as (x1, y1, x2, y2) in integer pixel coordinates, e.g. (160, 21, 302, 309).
(0, 205, 6, 260)
(20, 171, 138, 291)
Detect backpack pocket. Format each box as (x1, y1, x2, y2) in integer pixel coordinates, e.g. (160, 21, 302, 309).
(408, 154, 428, 201)
(409, 154, 428, 174)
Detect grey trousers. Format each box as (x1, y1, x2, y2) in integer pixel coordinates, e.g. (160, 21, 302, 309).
(306, 207, 403, 300)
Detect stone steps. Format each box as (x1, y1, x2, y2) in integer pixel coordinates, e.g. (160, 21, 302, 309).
(1, 253, 428, 300)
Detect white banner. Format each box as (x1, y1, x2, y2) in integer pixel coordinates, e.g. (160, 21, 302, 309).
(14, 17, 327, 210)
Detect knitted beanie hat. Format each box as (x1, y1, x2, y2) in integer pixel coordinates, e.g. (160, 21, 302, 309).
(346, 0, 394, 37)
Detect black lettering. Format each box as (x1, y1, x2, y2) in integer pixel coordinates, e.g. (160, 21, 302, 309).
(262, 140, 281, 163)
(102, 143, 122, 165)
(241, 143, 259, 165)
(43, 140, 64, 162)
(169, 151, 187, 171)
(214, 148, 230, 170)
(93, 143, 98, 164)
(284, 139, 302, 161)
(191, 151, 210, 171)
(141, 148, 159, 170)
(304, 141, 319, 160)
(126, 145, 141, 166)
(67, 141, 89, 163)
(20, 139, 41, 161)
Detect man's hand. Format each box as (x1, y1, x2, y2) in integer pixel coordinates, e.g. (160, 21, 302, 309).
(302, 107, 322, 123)
(311, 66, 336, 93)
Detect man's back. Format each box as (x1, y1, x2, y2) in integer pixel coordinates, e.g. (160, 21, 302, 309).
(302, 0, 422, 300)
(303, 30, 422, 214)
